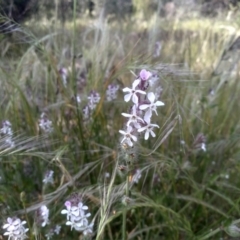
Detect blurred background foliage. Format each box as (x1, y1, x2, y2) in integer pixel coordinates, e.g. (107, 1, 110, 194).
(1, 0, 240, 24)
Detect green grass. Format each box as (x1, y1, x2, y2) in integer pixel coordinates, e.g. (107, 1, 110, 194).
(0, 6, 240, 240)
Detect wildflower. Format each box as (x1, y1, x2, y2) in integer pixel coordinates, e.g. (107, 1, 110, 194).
(45, 225, 61, 240)
(138, 122, 159, 140)
(139, 69, 152, 81)
(59, 67, 68, 87)
(119, 126, 137, 147)
(61, 197, 93, 233)
(0, 120, 15, 147)
(123, 79, 146, 104)
(0, 120, 13, 136)
(39, 113, 53, 133)
(87, 91, 100, 110)
(40, 205, 49, 227)
(54, 225, 61, 234)
(45, 231, 54, 240)
(121, 105, 144, 129)
(76, 95, 81, 103)
(61, 201, 77, 221)
(131, 169, 142, 184)
(105, 172, 110, 178)
(201, 143, 206, 152)
(82, 221, 94, 236)
(106, 84, 119, 101)
(83, 106, 90, 120)
(2, 217, 29, 240)
(139, 92, 164, 123)
(192, 133, 207, 152)
(43, 170, 54, 185)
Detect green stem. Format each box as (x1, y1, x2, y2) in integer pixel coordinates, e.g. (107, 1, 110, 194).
(20, 192, 32, 240)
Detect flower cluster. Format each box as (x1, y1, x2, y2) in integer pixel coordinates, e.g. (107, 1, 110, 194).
(82, 84, 119, 120)
(38, 113, 53, 133)
(0, 120, 15, 148)
(87, 91, 101, 110)
(82, 91, 101, 120)
(2, 217, 29, 240)
(61, 196, 93, 236)
(106, 84, 119, 101)
(45, 225, 61, 240)
(119, 69, 164, 147)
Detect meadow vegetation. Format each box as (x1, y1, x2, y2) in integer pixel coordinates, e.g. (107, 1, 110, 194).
(0, 1, 240, 239)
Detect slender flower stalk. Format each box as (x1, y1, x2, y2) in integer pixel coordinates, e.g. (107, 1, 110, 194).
(119, 69, 165, 240)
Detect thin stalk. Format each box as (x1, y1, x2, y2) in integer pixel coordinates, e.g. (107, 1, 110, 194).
(96, 155, 119, 240)
(122, 172, 130, 240)
(20, 192, 32, 240)
(72, 0, 77, 87)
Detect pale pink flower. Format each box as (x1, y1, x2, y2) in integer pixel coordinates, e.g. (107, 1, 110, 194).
(139, 69, 152, 81)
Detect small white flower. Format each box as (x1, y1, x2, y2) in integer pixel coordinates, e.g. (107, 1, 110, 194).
(45, 231, 54, 240)
(54, 225, 61, 235)
(40, 205, 49, 227)
(39, 113, 53, 133)
(83, 106, 90, 120)
(66, 220, 80, 231)
(82, 221, 94, 236)
(61, 201, 73, 220)
(105, 172, 110, 178)
(59, 68, 68, 87)
(43, 170, 54, 185)
(76, 95, 81, 103)
(139, 92, 164, 123)
(0, 120, 13, 136)
(132, 169, 142, 183)
(75, 202, 89, 219)
(119, 126, 137, 147)
(123, 79, 146, 104)
(138, 123, 159, 140)
(121, 105, 144, 129)
(106, 84, 119, 101)
(201, 143, 206, 152)
(88, 91, 100, 110)
(0, 120, 15, 147)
